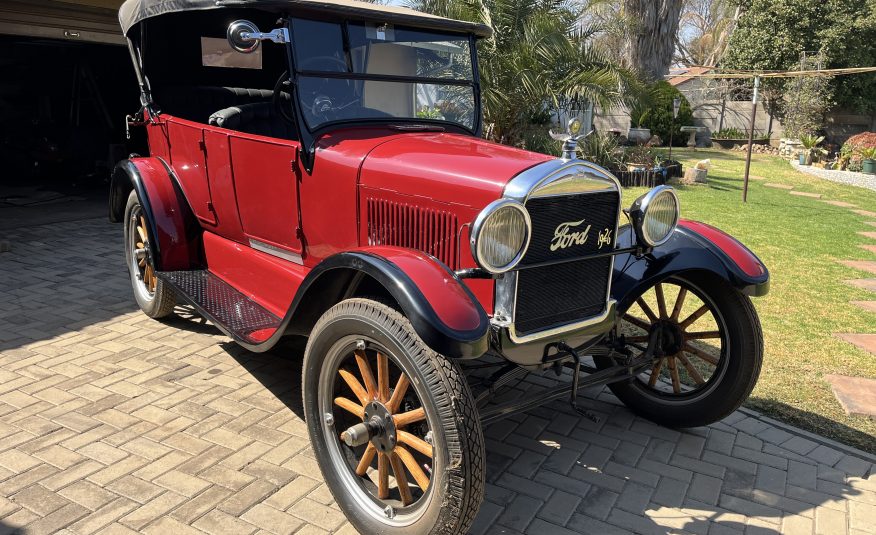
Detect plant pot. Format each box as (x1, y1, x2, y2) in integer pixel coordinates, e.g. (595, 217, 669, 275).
(628, 128, 651, 145)
(864, 159, 876, 175)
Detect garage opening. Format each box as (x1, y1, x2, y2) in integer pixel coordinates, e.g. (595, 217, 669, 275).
(0, 0, 138, 230)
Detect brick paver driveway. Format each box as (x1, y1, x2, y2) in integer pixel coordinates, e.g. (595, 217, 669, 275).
(1, 217, 875, 535)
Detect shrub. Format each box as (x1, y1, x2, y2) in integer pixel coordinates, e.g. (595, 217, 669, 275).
(712, 128, 747, 139)
(839, 131, 876, 169)
(639, 81, 694, 146)
(578, 132, 622, 169)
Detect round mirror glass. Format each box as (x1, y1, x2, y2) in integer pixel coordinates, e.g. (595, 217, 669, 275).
(227, 20, 260, 53)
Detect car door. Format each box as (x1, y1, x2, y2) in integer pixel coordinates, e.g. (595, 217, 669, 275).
(229, 135, 303, 262)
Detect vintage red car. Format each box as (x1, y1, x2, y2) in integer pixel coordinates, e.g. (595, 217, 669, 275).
(109, 1, 769, 533)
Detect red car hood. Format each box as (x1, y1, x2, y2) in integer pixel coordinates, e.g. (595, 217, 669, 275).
(357, 132, 553, 208)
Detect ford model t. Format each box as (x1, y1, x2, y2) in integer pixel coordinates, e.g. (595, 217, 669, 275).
(110, 1, 769, 533)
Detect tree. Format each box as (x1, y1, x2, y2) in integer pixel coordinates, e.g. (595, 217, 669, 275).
(722, 0, 876, 114)
(622, 0, 684, 80)
(405, 0, 640, 146)
(675, 0, 739, 67)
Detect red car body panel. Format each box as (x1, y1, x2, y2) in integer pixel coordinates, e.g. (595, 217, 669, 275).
(143, 117, 552, 319)
(678, 220, 767, 278)
(358, 132, 551, 209)
(126, 157, 199, 272)
(201, 230, 305, 318)
(358, 246, 485, 332)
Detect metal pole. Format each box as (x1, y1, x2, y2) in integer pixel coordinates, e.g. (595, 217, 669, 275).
(668, 123, 674, 161)
(743, 76, 760, 203)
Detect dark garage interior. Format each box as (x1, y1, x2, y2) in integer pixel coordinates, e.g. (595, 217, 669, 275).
(0, 0, 135, 230)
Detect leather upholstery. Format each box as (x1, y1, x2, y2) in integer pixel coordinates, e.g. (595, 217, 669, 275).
(155, 86, 275, 123)
(208, 102, 298, 140)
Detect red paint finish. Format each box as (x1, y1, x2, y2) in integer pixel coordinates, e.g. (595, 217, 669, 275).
(230, 137, 302, 255)
(201, 231, 304, 317)
(202, 129, 246, 243)
(359, 132, 551, 210)
(360, 246, 484, 332)
(679, 220, 767, 277)
(129, 157, 200, 271)
(166, 119, 215, 225)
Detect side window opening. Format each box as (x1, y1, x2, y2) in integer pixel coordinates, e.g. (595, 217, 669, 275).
(201, 37, 263, 70)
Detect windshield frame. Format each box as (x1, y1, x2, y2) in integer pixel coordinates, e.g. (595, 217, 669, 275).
(282, 16, 483, 169)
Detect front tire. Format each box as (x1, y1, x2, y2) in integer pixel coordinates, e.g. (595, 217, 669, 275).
(124, 190, 176, 318)
(303, 299, 485, 535)
(595, 274, 763, 428)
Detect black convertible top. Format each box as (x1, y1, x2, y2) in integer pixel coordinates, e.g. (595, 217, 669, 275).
(118, 0, 492, 38)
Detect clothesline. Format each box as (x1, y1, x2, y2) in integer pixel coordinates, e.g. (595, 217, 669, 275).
(666, 66, 876, 79)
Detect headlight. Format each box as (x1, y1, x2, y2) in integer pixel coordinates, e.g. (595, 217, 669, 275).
(630, 186, 680, 247)
(471, 199, 531, 273)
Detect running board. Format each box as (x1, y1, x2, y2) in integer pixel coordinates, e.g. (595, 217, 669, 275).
(158, 270, 282, 345)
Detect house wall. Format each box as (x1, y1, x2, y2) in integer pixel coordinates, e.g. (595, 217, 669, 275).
(594, 79, 875, 147)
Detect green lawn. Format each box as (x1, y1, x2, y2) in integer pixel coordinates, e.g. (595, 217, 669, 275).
(628, 149, 876, 453)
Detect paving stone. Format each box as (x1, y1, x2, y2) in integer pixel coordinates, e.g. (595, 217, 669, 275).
(845, 278, 876, 292)
(841, 260, 876, 275)
(835, 455, 872, 478)
(789, 190, 823, 199)
(537, 490, 580, 526)
(2, 219, 875, 535)
(825, 374, 876, 419)
(853, 210, 876, 218)
(764, 183, 794, 190)
(815, 506, 847, 535)
(859, 231, 876, 240)
(781, 436, 820, 456)
(576, 486, 618, 521)
(688, 473, 722, 506)
(615, 482, 654, 513)
(860, 244, 876, 254)
(822, 200, 858, 208)
(851, 301, 876, 313)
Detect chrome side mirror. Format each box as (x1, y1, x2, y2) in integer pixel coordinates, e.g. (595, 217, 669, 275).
(227, 20, 261, 53)
(227, 20, 290, 54)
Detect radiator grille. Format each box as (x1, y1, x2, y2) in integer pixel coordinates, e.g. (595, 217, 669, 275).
(514, 191, 619, 334)
(515, 256, 612, 335)
(366, 198, 458, 268)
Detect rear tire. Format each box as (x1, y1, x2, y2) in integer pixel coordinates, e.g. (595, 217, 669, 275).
(595, 274, 763, 428)
(124, 190, 176, 319)
(303, 299, 485, 535)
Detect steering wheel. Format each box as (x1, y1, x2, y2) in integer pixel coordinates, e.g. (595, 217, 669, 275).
(273, 71, 296, 124)
(297, 56, 358, 122)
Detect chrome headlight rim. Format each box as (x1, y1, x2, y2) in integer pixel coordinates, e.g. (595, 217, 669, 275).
(631, 186, 680, 247)
(470, 199, 532, 274)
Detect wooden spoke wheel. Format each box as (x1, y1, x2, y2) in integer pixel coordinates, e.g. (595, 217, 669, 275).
(123, 191, 176, 319)
(594, 274, 763, 428)
(332, 345, 433, 506)
(621, 279, 726, 396)
(304, 299, 485, 535)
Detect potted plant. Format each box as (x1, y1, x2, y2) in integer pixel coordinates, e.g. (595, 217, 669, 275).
(799, 134, 825, 166)
(861, 147, 876, 175)
(628, 102, 652, 145)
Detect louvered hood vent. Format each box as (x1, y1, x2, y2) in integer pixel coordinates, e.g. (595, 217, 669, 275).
(366, 198, 459, 268)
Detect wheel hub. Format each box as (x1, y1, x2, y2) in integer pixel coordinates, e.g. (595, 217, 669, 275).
(364, 400, 397, 452)
(651, 320, 684, 355)
(340, 400, 398, 453)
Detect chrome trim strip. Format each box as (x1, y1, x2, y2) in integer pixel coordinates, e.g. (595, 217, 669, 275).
(494, 299, 618, 345)
(249, 239, 303, 264)
(495, 158, 624, 344)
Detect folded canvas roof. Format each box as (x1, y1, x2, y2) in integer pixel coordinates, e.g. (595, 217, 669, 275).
(118, 0, 492, 38)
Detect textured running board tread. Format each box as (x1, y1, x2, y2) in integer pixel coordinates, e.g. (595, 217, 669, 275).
(158, 270, 281, 345)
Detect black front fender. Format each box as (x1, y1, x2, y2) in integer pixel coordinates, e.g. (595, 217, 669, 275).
(611, 222, 769, 314)
(284, 250, 490, 360)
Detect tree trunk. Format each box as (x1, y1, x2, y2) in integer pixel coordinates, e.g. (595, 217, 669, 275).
(623, 0, 683, 81)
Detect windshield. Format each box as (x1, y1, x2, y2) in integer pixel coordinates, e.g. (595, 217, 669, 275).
(289, 18, 477, 132)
